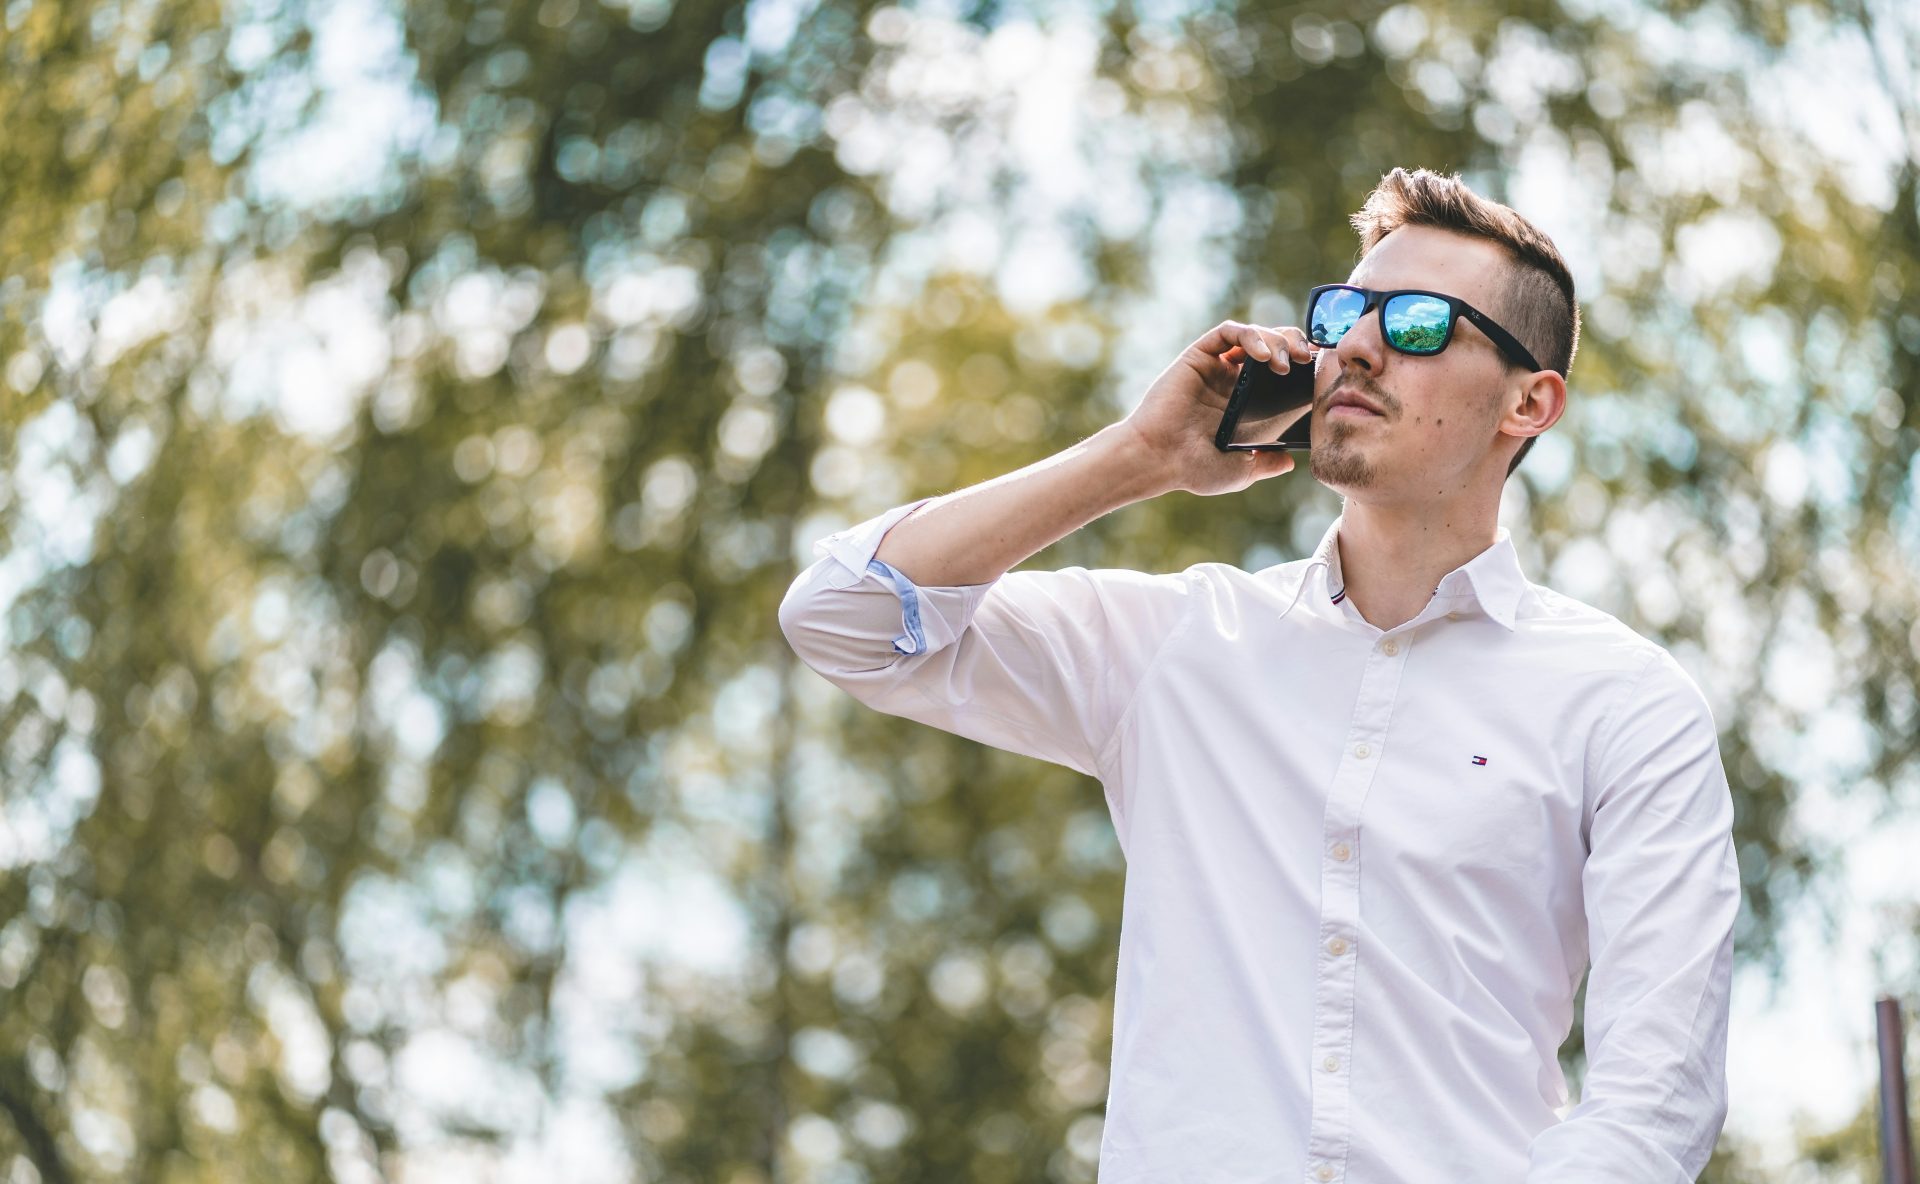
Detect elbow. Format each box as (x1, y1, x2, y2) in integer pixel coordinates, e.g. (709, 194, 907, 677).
(777, 576, 824, 667)
(778, 562, 919, 684)
(776, 571, 880, 678)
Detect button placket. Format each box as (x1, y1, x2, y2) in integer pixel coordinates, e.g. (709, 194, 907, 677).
(1308, 637, 1413, 1181)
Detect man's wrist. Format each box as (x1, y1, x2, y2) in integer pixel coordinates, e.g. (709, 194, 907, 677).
(1087, 422, 1181, 505)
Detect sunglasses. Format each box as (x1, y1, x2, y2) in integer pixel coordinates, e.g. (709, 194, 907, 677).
(1306, 283, 1552, 374)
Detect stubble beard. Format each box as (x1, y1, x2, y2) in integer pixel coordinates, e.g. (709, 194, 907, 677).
(1309, 420, 1379, 488)
(1310, 380, 1393, 489)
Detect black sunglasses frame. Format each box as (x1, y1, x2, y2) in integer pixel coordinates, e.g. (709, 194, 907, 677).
(1306, 283, 1554, 375)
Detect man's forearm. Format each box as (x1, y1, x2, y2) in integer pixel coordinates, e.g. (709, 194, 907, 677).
(872, 423, 1176, 587)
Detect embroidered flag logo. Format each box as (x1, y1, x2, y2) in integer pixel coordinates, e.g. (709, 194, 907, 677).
(1471, 755, 1489, 766)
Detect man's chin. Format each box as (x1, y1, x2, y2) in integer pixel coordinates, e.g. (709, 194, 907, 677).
(1308, 443, 1379, 491)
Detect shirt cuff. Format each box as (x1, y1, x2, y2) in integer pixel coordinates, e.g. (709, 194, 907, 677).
(866, 558, 928, 654)
(814, 496, 935, 587)
(810, 497, 993, 658)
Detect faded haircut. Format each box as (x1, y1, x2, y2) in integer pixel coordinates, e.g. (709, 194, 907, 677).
(1348, 167, 1580, 477)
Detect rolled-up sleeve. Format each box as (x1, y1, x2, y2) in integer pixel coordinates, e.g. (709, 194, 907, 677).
(776, 498, 1195, 784)
(1526, 648, 1740, 1183)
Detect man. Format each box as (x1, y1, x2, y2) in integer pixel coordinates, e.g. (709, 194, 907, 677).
(778, 166, 1740, 1183)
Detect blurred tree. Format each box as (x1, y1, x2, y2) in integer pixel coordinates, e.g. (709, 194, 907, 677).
(0, 1, 1914, 1183)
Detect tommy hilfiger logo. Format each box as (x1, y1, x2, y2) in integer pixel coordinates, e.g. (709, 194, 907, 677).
(1471, 755, 1489, 766)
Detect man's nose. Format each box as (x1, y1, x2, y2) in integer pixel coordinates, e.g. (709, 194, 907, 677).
(1333, 306, 1385, 372)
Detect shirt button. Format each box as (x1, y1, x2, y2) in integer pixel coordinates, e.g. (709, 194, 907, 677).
(1322, 1055, 1339, 1072)
(1316, 1168, 1335, 1182)
(1381, 639, 1399, 656)
(1447, 611, 1464, 621)
(1353, 742, 1370, 759)
(1326, 937, 1347, 955)
(1331, 842, 1350, 861)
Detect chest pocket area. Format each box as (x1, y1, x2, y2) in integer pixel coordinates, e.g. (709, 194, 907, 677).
(1367, 745, 1559, 884)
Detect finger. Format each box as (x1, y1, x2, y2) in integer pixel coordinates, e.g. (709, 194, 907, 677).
(1275, 326, 1319, 362)
(1245, 325, 1294, 373)
(1193, 319, 1276, 364)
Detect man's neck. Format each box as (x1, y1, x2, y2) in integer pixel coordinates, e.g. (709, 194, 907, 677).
(1334, 494, 1502, 631)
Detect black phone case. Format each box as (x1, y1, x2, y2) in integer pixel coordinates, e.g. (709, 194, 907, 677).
(1213, 353, 1315, 452)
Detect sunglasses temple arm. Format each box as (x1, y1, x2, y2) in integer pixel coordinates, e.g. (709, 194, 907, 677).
(1466, 308, 1546, 374)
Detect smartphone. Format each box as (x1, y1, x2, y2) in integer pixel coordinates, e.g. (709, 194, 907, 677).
(1214, 351, 1316, 453)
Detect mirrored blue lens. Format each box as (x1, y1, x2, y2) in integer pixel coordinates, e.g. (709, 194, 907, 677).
(1383, 294, 1452, 353)
(1310, 288, 1365, 346)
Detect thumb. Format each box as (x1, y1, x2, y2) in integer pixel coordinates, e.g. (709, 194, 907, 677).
(1251, 450, 1297, 481)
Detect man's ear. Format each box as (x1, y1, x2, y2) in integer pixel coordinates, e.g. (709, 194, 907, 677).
(1501, 369, 1565, 441)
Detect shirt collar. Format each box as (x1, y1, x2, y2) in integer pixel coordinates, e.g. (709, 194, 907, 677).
(1289, 514, 1527, 632)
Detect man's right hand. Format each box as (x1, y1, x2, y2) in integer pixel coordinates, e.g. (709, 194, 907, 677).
(868, 319, 1319, 587)
(1120, 319, 1320, 496)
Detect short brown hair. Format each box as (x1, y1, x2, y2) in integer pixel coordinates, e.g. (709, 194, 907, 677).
(1348, 167, 1579, 477)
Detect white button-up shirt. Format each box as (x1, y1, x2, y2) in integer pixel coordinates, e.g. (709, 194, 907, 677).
(778, 496, 1741, 1184)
